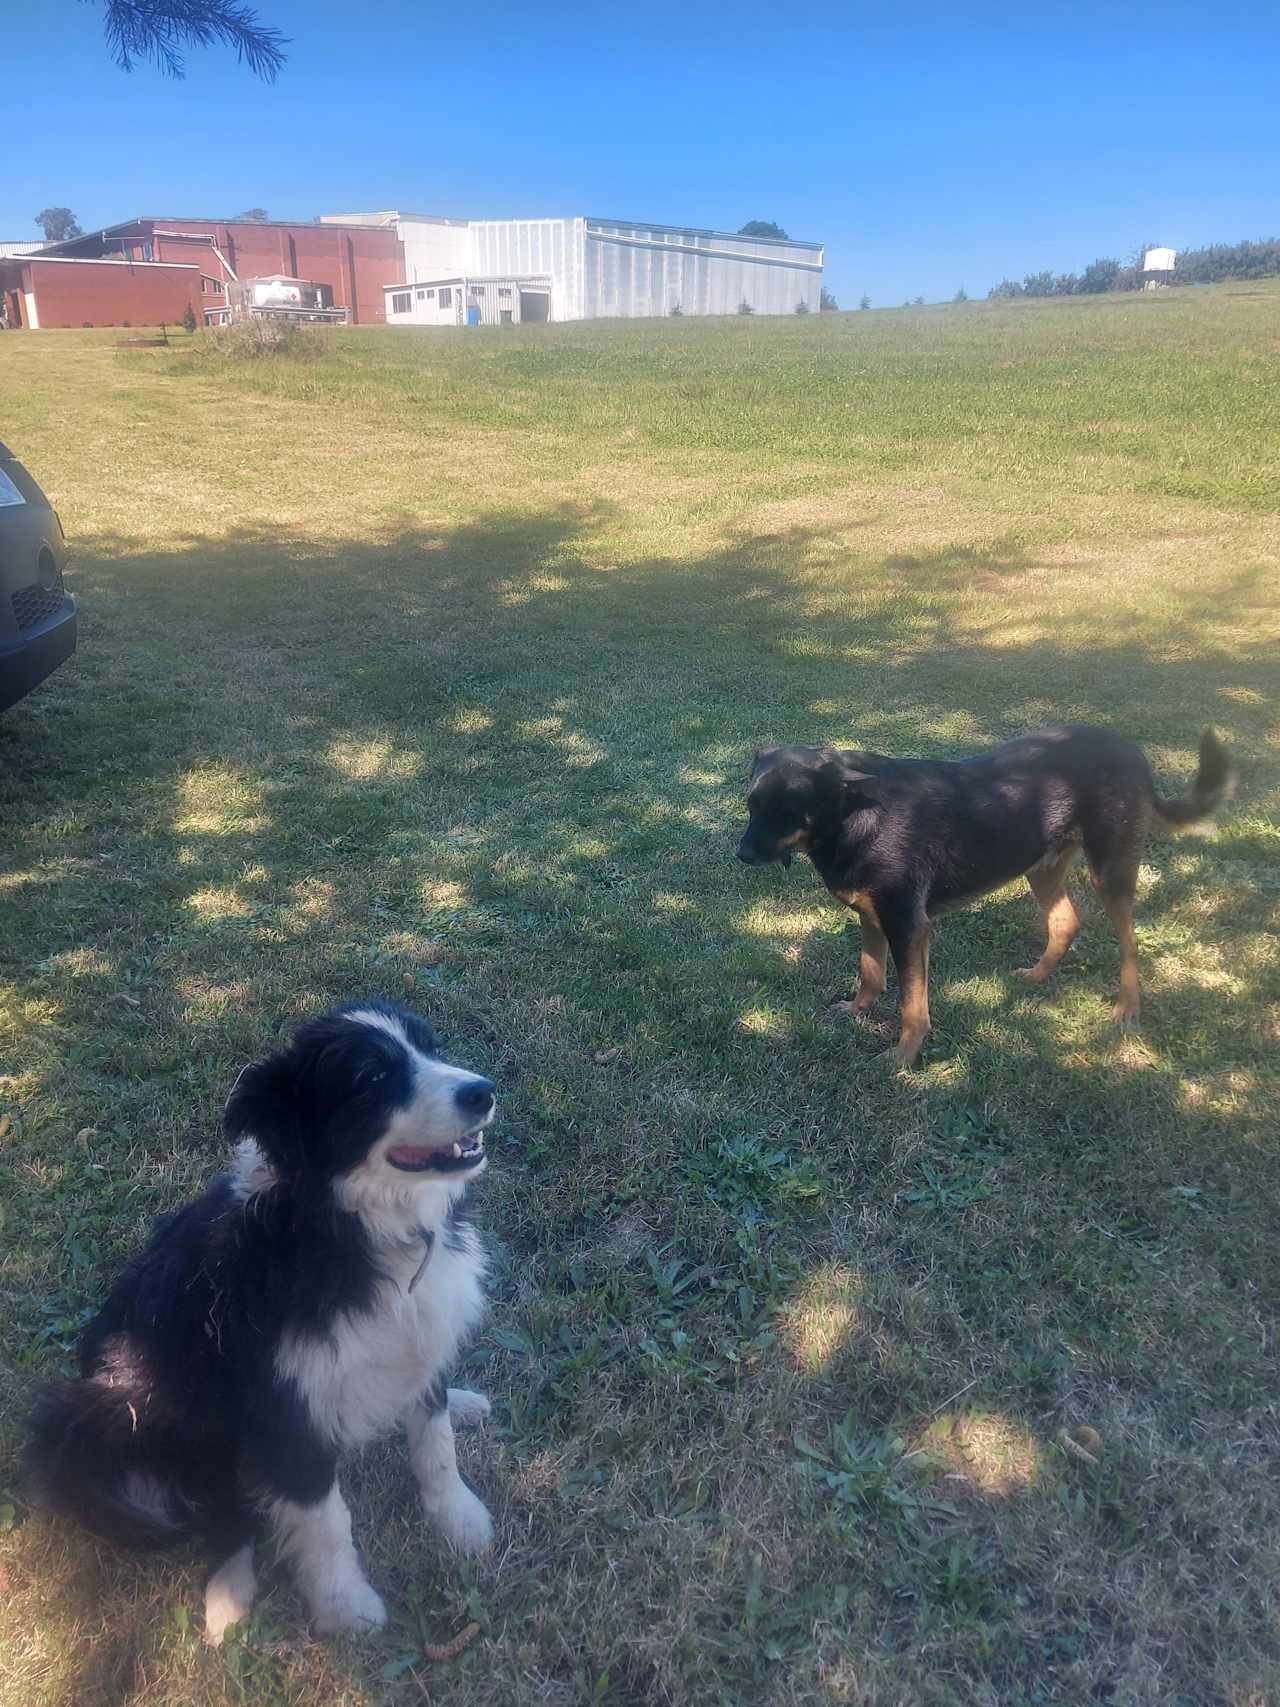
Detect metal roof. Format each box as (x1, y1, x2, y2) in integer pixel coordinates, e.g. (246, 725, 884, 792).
(585, 216, 823, 251)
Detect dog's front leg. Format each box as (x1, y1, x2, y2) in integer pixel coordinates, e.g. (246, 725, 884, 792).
(832, 903, 888, 1021)
(204, 1543, 258, 1646)
(407, 1384, 494, 1554)
(885, 921, 931, 1067)
(269, 1483, 387, 1634)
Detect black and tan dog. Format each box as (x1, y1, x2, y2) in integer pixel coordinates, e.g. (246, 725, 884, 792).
(737, 725, 1234, 1066)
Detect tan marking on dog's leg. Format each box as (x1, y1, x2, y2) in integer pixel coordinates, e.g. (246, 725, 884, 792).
(884, 926, 931, 1066)
(1101, 893, 1141, 1025)
(1016, 852, 1081, 984)
(832, 903, 888, 1021)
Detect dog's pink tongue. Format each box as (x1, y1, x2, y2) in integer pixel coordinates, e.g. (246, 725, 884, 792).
(389, 1144, 435, 1167)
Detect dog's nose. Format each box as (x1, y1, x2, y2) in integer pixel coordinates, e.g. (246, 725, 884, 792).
(454, 1077, 495, 1116)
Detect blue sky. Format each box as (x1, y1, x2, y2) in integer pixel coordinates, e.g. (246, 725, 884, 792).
(6, 1, 1279, 307)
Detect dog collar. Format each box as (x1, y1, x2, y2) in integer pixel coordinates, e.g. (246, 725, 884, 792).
(407, 1226, 435, 1295)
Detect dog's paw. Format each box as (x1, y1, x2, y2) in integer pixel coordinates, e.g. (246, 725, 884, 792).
(426, 1482, 494, 1555)
(830, 999, 878, 1025)
(310, 1578, 388, 1636)
(203, 1546, 257, 1647)
(879, 1037, 926, 1069)
(1013, 965, 1051, 985)
(447, 1387, 491, 1429)
(1111, 1001, 1140, 1029)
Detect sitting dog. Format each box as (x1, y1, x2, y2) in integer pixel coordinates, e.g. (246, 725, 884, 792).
(737, 725, 1234, 1066)
(27, 1001, 497, 1643)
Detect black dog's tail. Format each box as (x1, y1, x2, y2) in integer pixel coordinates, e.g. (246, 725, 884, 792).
(1152, 728, 1236, 828)
(26, 1378, 197, 1551)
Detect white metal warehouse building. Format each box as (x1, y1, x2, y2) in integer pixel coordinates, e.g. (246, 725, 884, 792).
(322, 211, 824, 326)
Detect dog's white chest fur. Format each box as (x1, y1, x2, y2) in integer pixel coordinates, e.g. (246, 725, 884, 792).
(277, 1228, 486, 1448)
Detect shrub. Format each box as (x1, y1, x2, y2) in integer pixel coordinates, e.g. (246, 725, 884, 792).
(794, 299, 810, 314)
(737, 299, 754, 315)
(669, 302, 683, 317)
(181, 302, 198, 334)
(204, 318, 314, 361)
(820, 287, 839, 311)
(1174, 237, 1280, 284)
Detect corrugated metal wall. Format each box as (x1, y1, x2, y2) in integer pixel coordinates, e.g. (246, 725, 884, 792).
(467, 220, 582, 321)
(385, 216, 824, 325)
(583, 222, 822, 319)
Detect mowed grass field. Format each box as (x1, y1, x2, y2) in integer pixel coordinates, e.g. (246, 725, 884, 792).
(1, 287, 1278, 1707)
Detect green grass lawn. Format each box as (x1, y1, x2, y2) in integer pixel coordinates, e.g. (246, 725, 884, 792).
(1, 289, 1278, 1707)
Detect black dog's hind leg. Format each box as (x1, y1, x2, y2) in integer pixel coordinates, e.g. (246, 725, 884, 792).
(1016, 848, 1081, 986)
(1083, 826, 1145, 1027)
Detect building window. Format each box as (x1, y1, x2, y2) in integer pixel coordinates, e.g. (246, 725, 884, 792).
(470, 285, 485, 297)
(416, 289, 426, 300)
(201, 276, 222, 295)
(142, 240, 153, 261)
(438, 287, 452, 308)
(498, 286, 512, 299)
(423, 288, 435, 298)
(391, 292, 412, 314)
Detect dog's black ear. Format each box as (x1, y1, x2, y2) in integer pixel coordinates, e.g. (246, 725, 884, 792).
(750, 744, 778, 779)
(816, 750, 880, 812)
(224, 1050, 303, 1171)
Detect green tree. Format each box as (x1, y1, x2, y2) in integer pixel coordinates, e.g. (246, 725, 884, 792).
(738, 221, 789, 240)
(858, 293, 870, 310)
(235, 208, 270, 222)
(181, 301, 198, 333)
(35, 207, 82, 242)
(1078, 257, 1121, 293)
(820, 287, 839, 311)
(953, 285, 969, 302)
(90, 1, 286, 79)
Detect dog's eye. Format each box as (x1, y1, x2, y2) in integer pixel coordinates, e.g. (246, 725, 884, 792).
(362, 1067, 388, 1086)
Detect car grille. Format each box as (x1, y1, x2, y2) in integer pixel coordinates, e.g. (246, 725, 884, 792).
(12, 571, 66, 633)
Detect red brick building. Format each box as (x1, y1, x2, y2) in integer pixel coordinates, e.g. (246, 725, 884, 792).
(0, 215, 403, 330)
(1, 255, 204, 330)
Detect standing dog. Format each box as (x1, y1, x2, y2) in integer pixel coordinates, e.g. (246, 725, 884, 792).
(737, 725, 1234, 1066)
(27, 1001, 497, 1643)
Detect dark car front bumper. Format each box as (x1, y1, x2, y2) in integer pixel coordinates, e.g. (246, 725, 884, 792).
(0, 599, 78, 711)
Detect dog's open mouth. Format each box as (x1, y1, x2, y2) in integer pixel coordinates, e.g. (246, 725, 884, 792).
(387, 1131, 486, 1173)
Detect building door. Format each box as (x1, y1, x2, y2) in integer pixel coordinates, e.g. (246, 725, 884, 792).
(518, 290, 549, 323)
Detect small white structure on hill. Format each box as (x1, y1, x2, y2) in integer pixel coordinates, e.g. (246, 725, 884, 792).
(323, 211, 825, 325)
(1141, 246, 1177, 289)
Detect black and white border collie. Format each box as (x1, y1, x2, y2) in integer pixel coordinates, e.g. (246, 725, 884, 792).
(27, 1001, 497, 1643)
